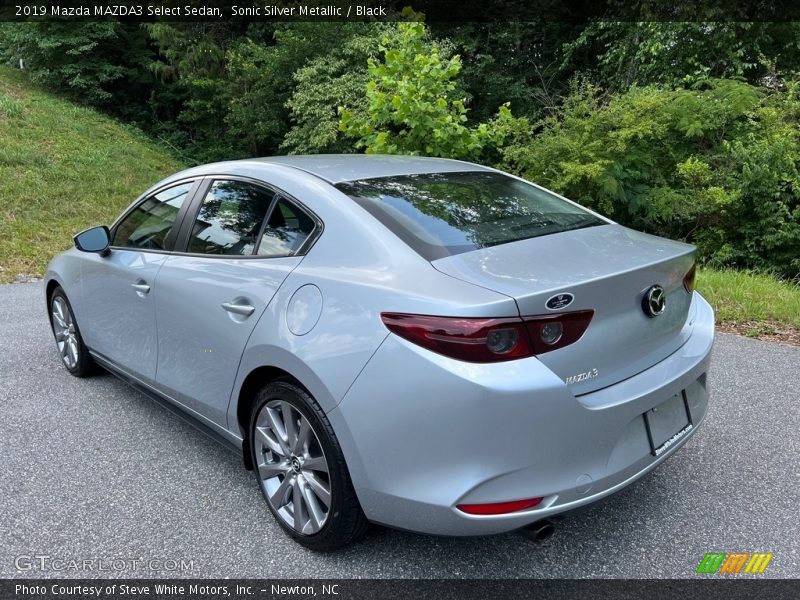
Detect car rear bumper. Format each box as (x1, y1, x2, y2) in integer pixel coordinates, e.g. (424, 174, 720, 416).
(328, 292, 714, 536)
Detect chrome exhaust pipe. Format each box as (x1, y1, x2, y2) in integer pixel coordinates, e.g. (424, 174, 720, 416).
(519, 519, 556, 543)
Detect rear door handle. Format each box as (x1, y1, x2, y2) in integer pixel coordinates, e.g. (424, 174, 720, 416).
(221, 302, 255, 317)
(131, 282, 151, 294)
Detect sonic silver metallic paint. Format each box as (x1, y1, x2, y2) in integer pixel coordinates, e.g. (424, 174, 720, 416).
(328, 294, 712, 534)
(44, 155, 714, 539)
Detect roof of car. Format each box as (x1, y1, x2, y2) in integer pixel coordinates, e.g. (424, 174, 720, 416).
(223, 154, 493, 184)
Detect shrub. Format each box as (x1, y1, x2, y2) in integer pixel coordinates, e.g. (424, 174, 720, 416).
(498, 79, 799, 279)
(282, 24, 394, 154)
(339, 22, 507, 160)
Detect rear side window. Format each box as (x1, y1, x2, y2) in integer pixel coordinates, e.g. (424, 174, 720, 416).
(187, 180, 275, 256)
(112, 182, 193, 250)
(257, 197, 316, 257)
(336, 171, 606, 260)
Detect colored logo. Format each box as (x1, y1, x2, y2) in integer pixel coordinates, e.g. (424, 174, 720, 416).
(696, 552, 774, 575)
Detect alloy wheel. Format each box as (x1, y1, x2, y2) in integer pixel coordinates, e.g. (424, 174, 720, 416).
(254, 400, 332, 535)
(52, 296, 79, 369)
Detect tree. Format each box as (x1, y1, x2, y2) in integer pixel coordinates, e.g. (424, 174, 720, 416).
(281, 24, 393, 155)
(227, 23, 375, 157)
(0, 22, 154, 116)
(145, 22, 378, 159)
(498, 79, 799, 278)
(562, 22, 800, 92)
(145, 22, 251, 161)
(431, 21, 582, 122)
(339, 22, 508, 160)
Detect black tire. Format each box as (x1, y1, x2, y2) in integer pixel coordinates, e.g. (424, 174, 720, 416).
(48, 286, 95, 377)
(249, 379, 368, 550)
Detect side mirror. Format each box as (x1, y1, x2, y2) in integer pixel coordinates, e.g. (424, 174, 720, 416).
(74, 225, 110, 255)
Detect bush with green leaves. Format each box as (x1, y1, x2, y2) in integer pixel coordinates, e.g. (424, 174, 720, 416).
(562, 22, 800, 91)
(0, 22, 154, 116)
(339, 22, 509, 160)
(498, 79, 800, 279)
(281, 24, 394, 155)
(2, 19, 798, 279)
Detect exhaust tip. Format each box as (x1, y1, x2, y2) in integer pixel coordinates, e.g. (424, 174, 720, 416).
(519, 519, 556, 543)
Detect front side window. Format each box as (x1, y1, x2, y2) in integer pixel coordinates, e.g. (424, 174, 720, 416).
(112, 182, 193, 250)
(187, 180, 275, 256)
(336, 171, 606, 260)
(256, 198, 316, 257)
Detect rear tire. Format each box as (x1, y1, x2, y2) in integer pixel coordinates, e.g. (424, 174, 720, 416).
(49, 287, 94, 377)
(249, 379, 368, 550)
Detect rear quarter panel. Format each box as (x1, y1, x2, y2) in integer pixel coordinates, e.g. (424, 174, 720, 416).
(224, 177, 519, 434)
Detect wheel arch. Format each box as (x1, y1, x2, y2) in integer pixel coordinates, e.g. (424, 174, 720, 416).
(45, 278, 66, 330)
(235, 364, 319, 470)
(45, 278, 60, 301)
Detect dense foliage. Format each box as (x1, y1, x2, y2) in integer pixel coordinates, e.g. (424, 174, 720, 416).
(498, 80, 799, 277)
(339, 22, 507, 159)
(1, 19, 798, 278)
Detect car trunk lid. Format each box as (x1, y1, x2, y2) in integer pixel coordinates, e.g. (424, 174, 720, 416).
(431, 224, 696, 394)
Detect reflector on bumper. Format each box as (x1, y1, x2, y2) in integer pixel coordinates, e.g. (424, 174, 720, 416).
(457, 497, 543, 515)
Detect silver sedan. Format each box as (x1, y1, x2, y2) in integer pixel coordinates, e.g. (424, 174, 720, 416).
(45, 155, 714, 550)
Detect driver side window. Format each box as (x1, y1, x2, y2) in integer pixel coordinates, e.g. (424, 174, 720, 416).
(112, 182, 193, 251)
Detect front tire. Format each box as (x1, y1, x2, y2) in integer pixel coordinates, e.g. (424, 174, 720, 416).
(49, 287, 94, 377)
(249, 380, 367, 550)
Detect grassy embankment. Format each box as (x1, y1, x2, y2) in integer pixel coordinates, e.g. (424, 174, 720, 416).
(0, 66, 183, 282)
(697, 268, 799, 342)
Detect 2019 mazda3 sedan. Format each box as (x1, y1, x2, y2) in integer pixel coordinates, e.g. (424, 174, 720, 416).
(45, 155, 714, 550)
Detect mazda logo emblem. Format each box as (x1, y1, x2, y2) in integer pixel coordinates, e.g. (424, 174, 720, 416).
(643, 285, 666, 317)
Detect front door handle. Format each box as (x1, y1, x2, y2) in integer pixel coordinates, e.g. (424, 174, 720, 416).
(131, 282, 151, 295)
(221, 302, 255, 317)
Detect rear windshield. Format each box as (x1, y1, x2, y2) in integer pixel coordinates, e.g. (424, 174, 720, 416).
(336, 171, 606, 260)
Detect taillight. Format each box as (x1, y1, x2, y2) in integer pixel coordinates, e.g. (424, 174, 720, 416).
(380, 310, 593, 363)
(380, 313, 531, 363)
(523, 311, 594, 355)
(457, 497, 543, 515)
(683, 263, 697, 294)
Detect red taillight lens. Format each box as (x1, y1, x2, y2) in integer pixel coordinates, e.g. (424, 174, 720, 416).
(380, 313, 531, 363)
(457, 497, 543, 515)
(380, 310, 594, 363)
(683, 263, 697, 294)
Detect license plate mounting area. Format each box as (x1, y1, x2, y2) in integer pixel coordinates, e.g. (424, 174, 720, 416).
(642, 392, 693, 457)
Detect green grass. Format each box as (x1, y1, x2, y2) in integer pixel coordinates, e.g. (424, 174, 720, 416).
(697, 268, 800, 330)
(0, 66, 185, 282)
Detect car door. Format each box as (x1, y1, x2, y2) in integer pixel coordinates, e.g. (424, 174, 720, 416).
(153, 177, 319, 426)
(78, 180, 199, 383)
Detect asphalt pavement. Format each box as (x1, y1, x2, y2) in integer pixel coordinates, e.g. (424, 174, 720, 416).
(1, 282, 798, 578)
